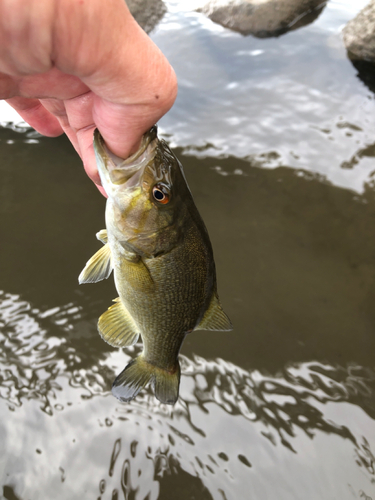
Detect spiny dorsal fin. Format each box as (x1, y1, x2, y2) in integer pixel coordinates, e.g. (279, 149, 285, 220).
(98, 298, 140, 348)
(96, 229, 108, 244)
(195, 293, 233, 331)
(78, 243, 112, 284)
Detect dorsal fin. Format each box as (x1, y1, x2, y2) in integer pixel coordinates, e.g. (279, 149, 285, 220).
(195, 293, 232, 331)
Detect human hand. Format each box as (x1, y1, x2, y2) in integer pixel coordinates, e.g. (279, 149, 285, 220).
(0, 0, 177, 196)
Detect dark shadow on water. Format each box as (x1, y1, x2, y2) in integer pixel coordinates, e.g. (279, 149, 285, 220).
(157, 461, 214, 500)
(0, 125, 108, 307)
(341, 142, 375, 170)
(2, 125, 375, 372)
(3, 485, 22, 500)
(349, 59, 375, 95)
(179, 151, 375, 372)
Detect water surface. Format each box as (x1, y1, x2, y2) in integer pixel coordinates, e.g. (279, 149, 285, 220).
(1, 1, 375, 499)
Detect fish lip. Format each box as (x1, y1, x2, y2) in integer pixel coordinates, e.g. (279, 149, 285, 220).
(94, 126, 158, 185)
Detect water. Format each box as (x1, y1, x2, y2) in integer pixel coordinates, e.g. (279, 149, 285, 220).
(1, 1, 375, 499)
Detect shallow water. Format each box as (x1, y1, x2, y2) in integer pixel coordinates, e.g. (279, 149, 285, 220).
(1, 1, 375, 499)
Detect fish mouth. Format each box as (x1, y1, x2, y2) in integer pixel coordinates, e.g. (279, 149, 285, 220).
(94, 126, 158, 186)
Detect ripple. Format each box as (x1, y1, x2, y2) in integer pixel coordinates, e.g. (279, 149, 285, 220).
(0, 291, 374, 499)
(0, 291, 111, 412)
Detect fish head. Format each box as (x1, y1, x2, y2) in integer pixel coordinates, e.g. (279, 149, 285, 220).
(94, 127, 190, 257)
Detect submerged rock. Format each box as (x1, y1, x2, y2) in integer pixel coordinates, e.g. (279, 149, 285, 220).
(126, 0, 167, 34)
(197, 0, 327, 38)
(343, 0, 375, 63)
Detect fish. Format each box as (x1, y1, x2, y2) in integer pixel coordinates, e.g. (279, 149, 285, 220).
(79, 126, 232, 405)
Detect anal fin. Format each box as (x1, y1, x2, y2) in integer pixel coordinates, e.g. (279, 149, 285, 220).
(78, 242, 112, 284)
(98, 298, 140, 348)
(195, 293, 233, 331)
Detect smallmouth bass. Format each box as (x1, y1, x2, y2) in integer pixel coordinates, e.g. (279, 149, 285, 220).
(79, 127, 232, 404)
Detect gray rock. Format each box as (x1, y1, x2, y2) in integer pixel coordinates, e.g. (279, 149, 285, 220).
(343, 0, 375, 63)
(126, 0, 167, 34)
(197, 0, 327, 38)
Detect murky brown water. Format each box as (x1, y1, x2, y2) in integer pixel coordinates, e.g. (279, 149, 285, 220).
(1, 1, 375, 499)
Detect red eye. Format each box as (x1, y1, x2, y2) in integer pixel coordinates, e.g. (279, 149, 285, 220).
(152, 184, 170, 204)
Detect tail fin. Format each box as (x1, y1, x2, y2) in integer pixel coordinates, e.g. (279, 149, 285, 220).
(154, 362, 180, 405)
(112, 356, 180, 405)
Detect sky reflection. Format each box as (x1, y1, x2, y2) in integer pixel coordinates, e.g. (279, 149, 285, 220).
(1, 291, 374, 499)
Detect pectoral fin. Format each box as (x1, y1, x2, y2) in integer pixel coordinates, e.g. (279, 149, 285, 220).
(78, 242, 112, 284)
(98, 298, 140, 347)
(195, 293, 233, 331)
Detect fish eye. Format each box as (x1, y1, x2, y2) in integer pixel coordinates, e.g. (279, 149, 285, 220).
(152, 184, 170, 205)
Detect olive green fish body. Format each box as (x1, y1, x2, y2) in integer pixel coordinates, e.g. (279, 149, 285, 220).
(79, 127, 231, 405)
(114, 218, 214, 370)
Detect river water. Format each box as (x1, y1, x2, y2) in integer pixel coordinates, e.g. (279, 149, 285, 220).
(1, 1, 375, 499)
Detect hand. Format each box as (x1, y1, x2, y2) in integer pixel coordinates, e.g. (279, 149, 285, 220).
(0, 0, 177, 196)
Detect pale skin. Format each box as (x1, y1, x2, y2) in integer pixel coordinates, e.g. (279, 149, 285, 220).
(0, 0, 178, 196)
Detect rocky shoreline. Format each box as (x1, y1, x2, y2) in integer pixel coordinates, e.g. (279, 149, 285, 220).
(343, 0, 375, 63)
(127, 0, 375, 67)
(126, 0, 167, 33)
(196, 0, 327, 38)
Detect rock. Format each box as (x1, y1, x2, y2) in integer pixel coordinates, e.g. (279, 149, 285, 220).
(126, 0, 167, 34)
(343, 0, 375, 63)
(197, 0, 326, 38)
